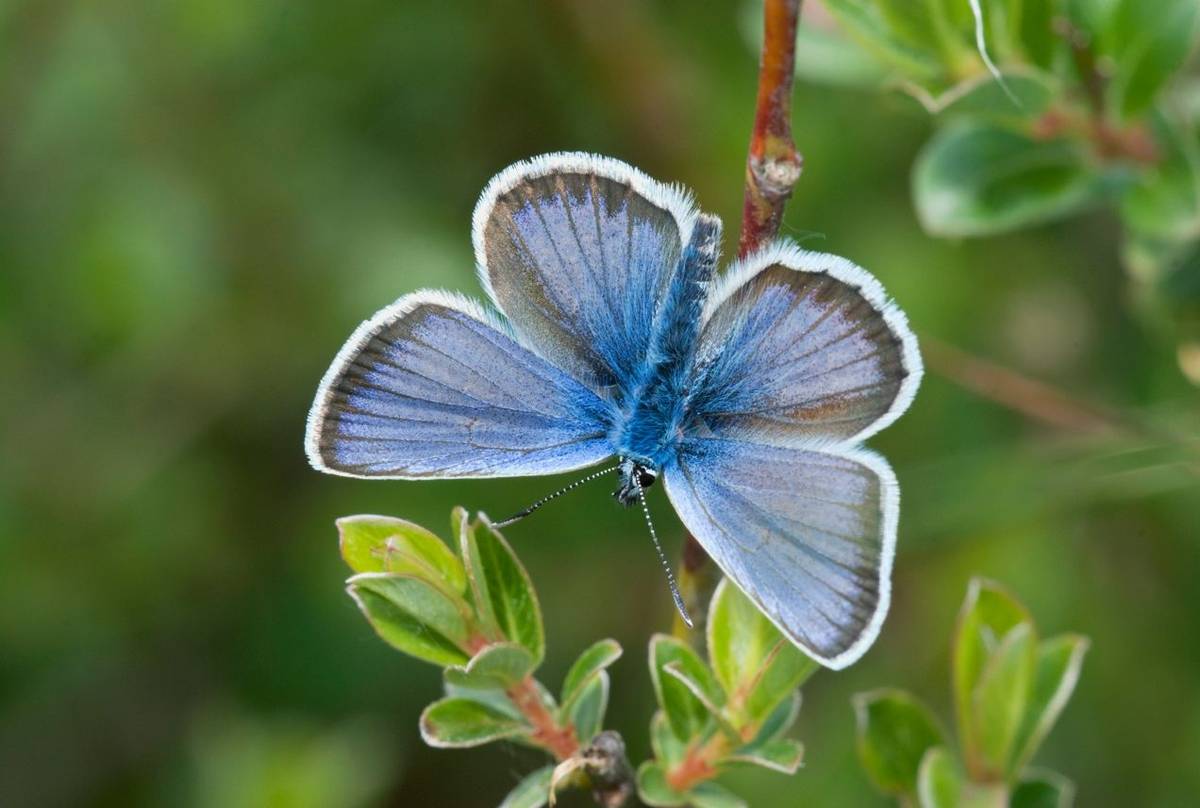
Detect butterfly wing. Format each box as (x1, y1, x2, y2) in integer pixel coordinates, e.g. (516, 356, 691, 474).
(663, 438, 897, 669)
(690, 242, 921, 447)
(668, 241, 921, 668)
(474, 152, 698, 390)
(305, 291, 612, 478)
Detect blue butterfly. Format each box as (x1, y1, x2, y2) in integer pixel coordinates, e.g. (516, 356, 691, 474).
(305, 153, 922, 669)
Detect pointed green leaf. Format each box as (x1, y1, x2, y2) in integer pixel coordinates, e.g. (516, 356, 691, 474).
(1066, 0, 1118, 42)
(791, 20, 890, 89)
(1107, 0, 1199, 119)
(1020, 0, 1060, 68)
(564, 670, 609, 744)
(971, 623, 1037, 777)
(338, 514, 466, 592)
(821, 0, 945, 86)
(916, 746, 963, 808)
(649, 710, 688, 768)
(953, 578, 1033, 768)
(914, 122, 1106, 237)
(664, 661, 738, 740)
(707, 579, 817, 729)
(1120, 110, 1200, 242)
(444, 642, 536, 691)
(853, 689, 946, 798)
(459, 511, 544, 663)
(499, 765, 555, 808)
(688, 780, 748, 808)
(935, 70, 1059, 124)
(636, 761, 689, 807)
(649, 634, 713, 742)
(1012, 634, 1090, 771)
(560, 639, 622, 711)
(750, 690, 801, 745)
(442, 681, 523, 721)
(727, 737, 805, 774)
(1011, 769, 1076, 808)
(419, 697, 529, 748)
(347, 573, 472, 666)
(661, 656, 725, 713)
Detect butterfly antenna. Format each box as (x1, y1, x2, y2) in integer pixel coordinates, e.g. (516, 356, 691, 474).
(634, 473, 693, 628)
(492, 464, 621, 529)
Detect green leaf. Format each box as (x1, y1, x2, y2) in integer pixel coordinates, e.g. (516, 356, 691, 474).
(419, 697, 529, 748)
(499, 765, 554, 808)
(1120, 111, 1200, 242)
(663, 661, 738, 741)
(1012, 634, 1090, 770)
(792, 20, 890, 88)
(1066, 0, 1119, 42)
(970, 623, 1037, 777)
(649, 710, 688, 768)
(347, 573, 472, 666)
(727, 737, 805, 774)
(707, 579, 817, 729)
(662, 654, 724, 710)
(564, 670, 609, 744)
(953, 578, 1033, 764)
(337, 514, 466, 592)
(688, 780, 748, 808)
(916, 746, 963, 808)
(914, 122, 1106, 237)
(459, 511, 544, 663)
(821, 0, 945, 87)
(748, 690, 801, 745)
(875, 0, 956, 54)
(935, 70, 1059, 124)
(442, 681, 523, 721)
(852, 689, 946, 798)
(1020, 0, 1061, 68)
(636, 761, 689, 807)
(1107, 0, 1199, 119)
(444, 642, 536, 691)
(649, 634, 714, 742)
(560, 639, 622, 711)
(1011, 769, 1076, 808)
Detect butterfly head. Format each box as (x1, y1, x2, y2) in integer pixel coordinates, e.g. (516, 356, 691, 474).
(614, 457, 658, 507)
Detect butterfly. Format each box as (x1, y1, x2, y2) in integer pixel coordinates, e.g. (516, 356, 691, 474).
(305, 153, 921, 669)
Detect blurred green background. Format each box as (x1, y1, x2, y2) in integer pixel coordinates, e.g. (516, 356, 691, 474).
(3, 1, 1199, 805)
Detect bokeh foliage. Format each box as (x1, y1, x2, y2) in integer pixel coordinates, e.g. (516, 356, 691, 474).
(795, 0, 1200, 378)
(2, 1, 1200, 806)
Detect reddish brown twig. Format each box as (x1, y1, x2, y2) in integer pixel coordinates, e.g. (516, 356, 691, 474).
(738, 0, 805, 258)
(676, 0, 804, 644)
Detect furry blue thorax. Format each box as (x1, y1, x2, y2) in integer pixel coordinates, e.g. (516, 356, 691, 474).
(610, 214, 722, 471)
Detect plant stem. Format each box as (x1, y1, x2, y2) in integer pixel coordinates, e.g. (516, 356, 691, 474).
(666, 732, 728, 793)
(507, 677, 635, 806)
(508, 675, 579, 761)
(676, 0, 804, 648)
(920, 337, 1118, 434)
(737, 0, 805, 258)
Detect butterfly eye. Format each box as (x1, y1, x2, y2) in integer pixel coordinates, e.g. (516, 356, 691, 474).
(636, 466, 658, 489)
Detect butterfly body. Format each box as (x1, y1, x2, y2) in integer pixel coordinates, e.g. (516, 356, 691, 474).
(306, 153, 922, 669)
(610, 213, 722, 477)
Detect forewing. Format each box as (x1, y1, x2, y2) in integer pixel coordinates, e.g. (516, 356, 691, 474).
(664, 437, 897, 669)
(474, 152, 697, 389)
(691, 243, 921, 446)
(306, 291, 612, 478)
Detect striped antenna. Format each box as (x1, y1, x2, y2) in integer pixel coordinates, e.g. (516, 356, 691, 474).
(634, 472, 693, 628)
(493, 464, 621, 529)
